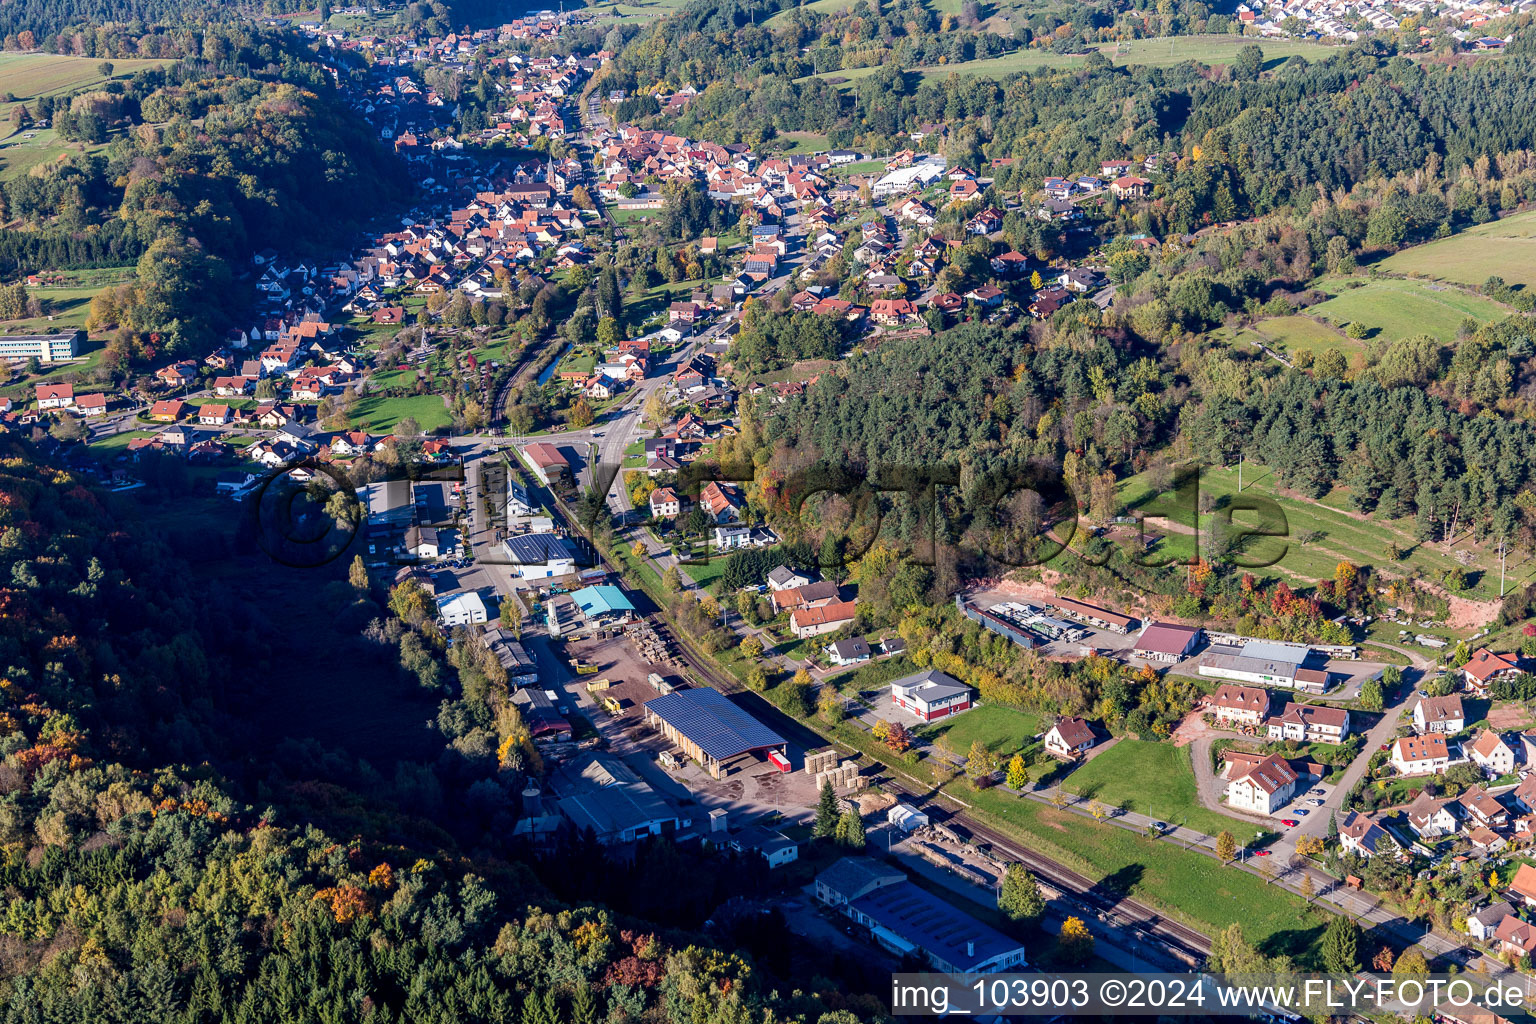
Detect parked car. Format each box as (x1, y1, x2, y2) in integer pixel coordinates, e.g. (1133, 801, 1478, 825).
(1280, 819, 1299, 827)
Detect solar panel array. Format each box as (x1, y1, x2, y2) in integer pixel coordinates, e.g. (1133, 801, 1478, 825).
(643, 687, 786, 761)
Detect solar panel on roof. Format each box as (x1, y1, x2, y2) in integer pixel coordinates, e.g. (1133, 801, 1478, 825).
(643, 688, 785, 761)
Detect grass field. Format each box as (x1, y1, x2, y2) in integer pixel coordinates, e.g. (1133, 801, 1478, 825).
(801, 35, 1340, 87)
(922, 704, 1040, 760)
(1114, 462, 1512, 602)
(1061, 740, 1260, 838)
(1306, 276, 1508, 343)
(765, 131, 830, 155)
(1379, 209, 1536, 291)
(347, 393, 452, 432)
(1225, 315, 1361, 363)
(0, 54, 169, 177)
(960, 784, 1325, 961)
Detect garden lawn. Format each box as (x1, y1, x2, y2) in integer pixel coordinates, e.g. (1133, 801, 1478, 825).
(1306, 276, 1508, 343)
(347, 393, 452, 432)
(959, 785, 1325, 962)
(1061, 740, 1258, 837)
(1379, 208, 1536, 291)
(922, 704, 1040, 762)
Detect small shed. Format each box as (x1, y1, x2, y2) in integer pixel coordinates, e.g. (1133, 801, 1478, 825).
(888, 803, 930, 832)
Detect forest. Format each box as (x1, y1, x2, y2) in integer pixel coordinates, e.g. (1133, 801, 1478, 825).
(0, 432, 883, 1022)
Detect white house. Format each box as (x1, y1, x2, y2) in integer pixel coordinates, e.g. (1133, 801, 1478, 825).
(405, 526, 441, 560)
(1225, 752, 1298, 815)
(1338, 811, 1400, 859)
(1265, 703, 1350, 744)
(1469, 729, 1517, 776)
(1392, 734, 1451, 776)
(1043, 717, 1097, 760)
(1404, 790, 1459, 838)
(1411, 694, 1465, 734)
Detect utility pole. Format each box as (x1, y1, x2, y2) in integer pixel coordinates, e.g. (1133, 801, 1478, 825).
(1238, 454, 1243, 493)
(1501, 535, 1508, 598)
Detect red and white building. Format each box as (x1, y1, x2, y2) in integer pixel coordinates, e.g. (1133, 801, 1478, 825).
(890, 669, 973, 723)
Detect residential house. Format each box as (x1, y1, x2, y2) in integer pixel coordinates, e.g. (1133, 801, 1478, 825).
(1495, 914, 1536, 960)
(1510, 862, 1536, 908)
(1207, 684, 1270, 727)
(1392, 734, 1451, 776)
(767, 566, 814, 591)
(698, 481, 742, 523)
(648, 487, 681, 518)
(826, 638, 871, 667)
(73, 393, 108, 417)
(149, 399, 187, 422)
(1405, 789, 1460, 838)
(197, 404, 231, 426)
(1463, 649, 1522, 694)
(1467, 901, 1514, 942)
(1412, 694, 1465, 734)
(1471, 826, 1509, 854)
(1470, 729, 1517, 776)
(36, 383, 74, 410)
(1225, 752, 1298, 815)
(1459, 785, 1509, 829)
(1338, 811, 1400, 859)
(789, 599, 858, 639)
(1043, 717, 1097, 760)
(1110, 175, 1151, 199)
(1266, 703, 1350, 744)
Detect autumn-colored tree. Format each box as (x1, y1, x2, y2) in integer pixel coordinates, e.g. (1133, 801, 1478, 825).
(1296, 834, 1325, 857)
(1215, 830, 1236, 862)
(1335, 560, 1358, 595)
(569, 397, 594, 429)
(1056, 916, 1094, 965)
(739, 635, 763, 659)
(885, 721, 912, 753)
(1005, 753, 1028, 789)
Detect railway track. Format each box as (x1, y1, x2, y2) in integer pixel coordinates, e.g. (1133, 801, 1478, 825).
(562, 505, 1213, 969)
(651, 606, 1213, 967)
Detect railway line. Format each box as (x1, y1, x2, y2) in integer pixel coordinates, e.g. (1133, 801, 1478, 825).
(652, 601, 1215, 968)
(550, 487, 1215, 971)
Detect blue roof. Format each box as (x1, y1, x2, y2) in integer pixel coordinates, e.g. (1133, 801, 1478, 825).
(850, 881, 1025, 972)
(573, 585, 635, 616)
(643, 687, 785, 761)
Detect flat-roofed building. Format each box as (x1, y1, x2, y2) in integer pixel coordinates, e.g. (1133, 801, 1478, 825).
(0, 330, 82, 362)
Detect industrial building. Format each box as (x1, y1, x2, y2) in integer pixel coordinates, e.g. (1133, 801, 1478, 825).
(500, 532, 576, 579)
(642, 687, 787, 778)
(552, 752, 681, 844)
(815, 858, 1028, 973)
(521, 442, 570, 486)
(1198, 639, 1332, 693)
(572, 585, 637, 629)
(1132, 622, 1203, 662)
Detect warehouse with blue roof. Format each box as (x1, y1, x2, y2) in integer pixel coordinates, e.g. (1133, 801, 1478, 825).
(642, 687, 786, 778)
